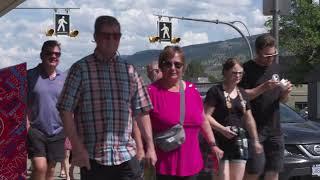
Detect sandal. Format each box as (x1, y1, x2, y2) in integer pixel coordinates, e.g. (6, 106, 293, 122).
(59, 172, 67, 178)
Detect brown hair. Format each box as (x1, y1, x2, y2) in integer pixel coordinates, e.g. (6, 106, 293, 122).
(222, 57, 242, 76)
(158, 46, 185, 71)
(255, 34, 275, 53)
(94, 15, 121, 35)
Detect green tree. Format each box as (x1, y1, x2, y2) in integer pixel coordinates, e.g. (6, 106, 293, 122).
(266, 0, 320, 83)
(184, 60, 207, 81)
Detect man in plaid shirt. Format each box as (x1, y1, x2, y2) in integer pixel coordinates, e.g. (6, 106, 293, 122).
(57, 15, 157, 180)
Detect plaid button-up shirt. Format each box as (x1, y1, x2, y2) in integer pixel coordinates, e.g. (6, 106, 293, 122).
(57, 50, 152, 165)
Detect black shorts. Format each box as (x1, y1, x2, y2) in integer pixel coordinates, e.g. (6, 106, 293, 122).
(220, 138, 249, 161)
(80, 157, 143, 180)
(246, 134, 284, 174)
(27, 128, 65, 162)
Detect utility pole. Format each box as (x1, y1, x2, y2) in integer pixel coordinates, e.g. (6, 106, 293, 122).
(272, 0, 279, 64)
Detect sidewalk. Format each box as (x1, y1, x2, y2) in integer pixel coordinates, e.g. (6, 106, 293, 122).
(27, 159, 80, 180)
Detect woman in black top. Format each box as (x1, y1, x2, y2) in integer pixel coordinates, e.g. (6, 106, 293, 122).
(204, 58, 263, 180)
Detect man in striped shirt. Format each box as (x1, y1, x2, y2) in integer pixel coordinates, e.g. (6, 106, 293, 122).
(57, 15, 157, 180)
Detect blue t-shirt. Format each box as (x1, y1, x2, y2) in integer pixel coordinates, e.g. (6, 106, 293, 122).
(27, 64, 66, 136)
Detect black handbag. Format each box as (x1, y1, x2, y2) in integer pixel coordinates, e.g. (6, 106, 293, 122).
(153, 80, 186, 152)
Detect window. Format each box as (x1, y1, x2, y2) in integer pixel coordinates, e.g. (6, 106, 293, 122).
(295, 102, 307, 110)
(317, 82, 320, 118)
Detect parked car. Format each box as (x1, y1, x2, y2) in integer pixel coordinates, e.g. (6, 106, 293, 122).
(280, 103, 320, 180)
(197, 101, 320, 180)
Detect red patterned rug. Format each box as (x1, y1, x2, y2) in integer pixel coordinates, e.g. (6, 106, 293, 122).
(0, 63, 27, 180)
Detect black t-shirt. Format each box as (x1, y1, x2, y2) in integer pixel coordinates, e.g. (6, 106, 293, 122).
(239, 60, 282, 135)
(204, 84, 250, 145)
(205, 84, 250, 128)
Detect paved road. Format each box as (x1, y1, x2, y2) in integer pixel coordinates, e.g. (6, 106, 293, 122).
(27, 159, 80, 180)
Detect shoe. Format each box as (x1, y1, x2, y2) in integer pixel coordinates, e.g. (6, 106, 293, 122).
(59, 173, 67, 178)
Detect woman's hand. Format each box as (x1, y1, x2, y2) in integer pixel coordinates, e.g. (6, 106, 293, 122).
(211, 146, 224, 159)
(220, 126, 237, 139)
(253, 141, 264, 154)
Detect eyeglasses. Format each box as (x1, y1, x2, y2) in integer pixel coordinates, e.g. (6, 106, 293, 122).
(161, 61, 184, 69)
(44, 51, 61, 57)
(231, 71, 244, 76)
(262, 52, 278, 58)
(97, 32, 122, 40)
(151, 69, 160, 73)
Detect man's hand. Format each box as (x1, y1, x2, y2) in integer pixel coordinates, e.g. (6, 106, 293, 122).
(253, 141, 264, 154)
(282, 80, 293, 94)
(144, 148, 157, 167)
(280, 80, 293, 103)
(136, 147, 145, 161)
(263, 80, 279, 91)
(72, 144, 91, 170)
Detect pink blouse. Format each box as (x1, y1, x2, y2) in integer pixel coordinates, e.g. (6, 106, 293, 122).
(148, 81, 204, 176)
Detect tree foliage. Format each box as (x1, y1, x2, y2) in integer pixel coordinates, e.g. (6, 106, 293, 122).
(184, 60, 207, 81)
(266, 0, 320, 83)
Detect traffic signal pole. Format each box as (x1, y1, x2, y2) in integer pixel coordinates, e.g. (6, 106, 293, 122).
(154, 14, 254, 60)
(272, 0, 279, 64)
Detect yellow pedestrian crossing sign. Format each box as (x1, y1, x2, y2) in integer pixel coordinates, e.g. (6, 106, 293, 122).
(55, 14, 70, 35)
(158, 21, 172, 42)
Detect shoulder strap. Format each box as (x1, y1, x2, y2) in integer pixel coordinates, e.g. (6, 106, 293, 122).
(179, 80, 185, 125)
(236, 86, 246, 113)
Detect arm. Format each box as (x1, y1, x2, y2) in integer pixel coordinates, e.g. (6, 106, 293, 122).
(135, 112, 157, 166)
(244, 80, 279, 100)
(133, 120, 145, 161)
(200, 112, 224, 159)
(243, 110, 263, 154)
(60, 110, 90, 169)
(26, 113, 30, 131)
(204, 103, 237, 139)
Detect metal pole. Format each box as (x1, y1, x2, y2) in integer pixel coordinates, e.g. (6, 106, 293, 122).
(15, 7, 80, 10)
(273, 0, 279, 64)
(230, 20, 251, 37)
(154, 14, 254, 60)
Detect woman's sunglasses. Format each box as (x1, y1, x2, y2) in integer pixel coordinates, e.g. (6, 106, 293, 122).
(161, 61, 184, 69)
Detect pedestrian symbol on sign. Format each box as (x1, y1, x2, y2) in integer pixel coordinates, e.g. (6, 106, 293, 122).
(158, 21, 172, 42)
(55, 14, 70, 35)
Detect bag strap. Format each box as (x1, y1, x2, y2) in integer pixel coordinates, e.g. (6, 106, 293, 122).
(179, 80, 185, 125)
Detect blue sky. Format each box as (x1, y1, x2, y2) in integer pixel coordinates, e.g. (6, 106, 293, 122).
(0, 0, 269, 71)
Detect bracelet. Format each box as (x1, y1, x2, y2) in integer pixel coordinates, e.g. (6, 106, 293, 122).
(253, 139, 260, 143)
(209, 142, 217, 147)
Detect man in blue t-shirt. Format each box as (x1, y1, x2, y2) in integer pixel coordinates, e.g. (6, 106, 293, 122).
(240, 34, 292, 180)
(27, 40, 66, 180)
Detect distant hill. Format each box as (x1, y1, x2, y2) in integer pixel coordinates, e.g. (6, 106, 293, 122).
(122, 34, 261, 66)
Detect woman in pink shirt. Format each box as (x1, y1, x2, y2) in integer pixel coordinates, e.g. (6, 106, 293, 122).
(148, 46, 223, 180)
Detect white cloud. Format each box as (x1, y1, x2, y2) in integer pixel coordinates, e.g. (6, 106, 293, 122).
(181, 31, 209, 46)
(0, 0, 267, 70)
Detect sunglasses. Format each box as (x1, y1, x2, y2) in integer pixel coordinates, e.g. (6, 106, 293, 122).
(231, 71, 244, 76)
(161, 61, 184, 69)
(97, 32, 122, 40)
(44, 51, 61, 57)
(262, 52, 278, 58)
